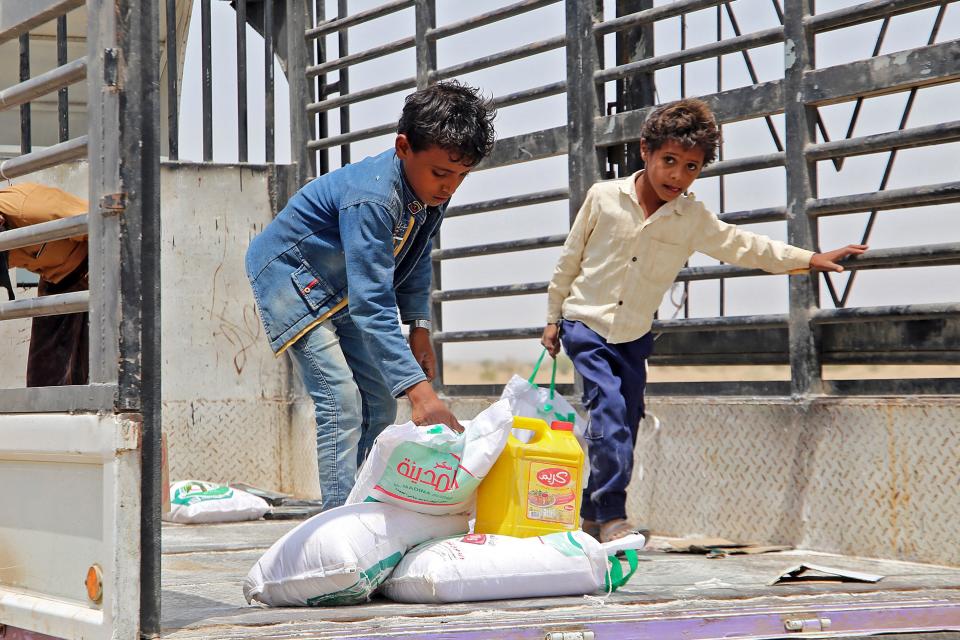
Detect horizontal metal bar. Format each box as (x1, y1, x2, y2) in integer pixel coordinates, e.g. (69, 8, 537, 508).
(654, 314, 789, 332)
(428, 0, 561, 41)
(805, 0, 949, 33)
(0, 0, 85, 45)
(306, 76, 417, 114)
(596, 26, 783, 84)
(0, 290, 88, 321)
(433, 281, 548, 302)
(825, 378, 960, 395)
(814, 302, 960, 324)
(676, 264, 767, 282)
(596, 79, 783, 146)
(0, 384, 117, 414)
(0, 136, 87, 180)
(441, 383, 576, 398)
(307, 122, 395, 151)
(305, 0, 413, 40)
(698, 152, 784, 178)
(434, 326, 541, 343)
(0, 57, 86, 113)
(0, 213, 87, 252)
(808, 180, 960, 216)
(490, 80, 567, 110)
(306, 35, 415, 78)
(804, 40, 960, 106)
(646, 380, 792, 396)
(717, 206, 787, 224)
(433, 235, 565, 261)
(806, 119, 960, 161)
(475, 125, 567, 171)
(432, 35, 566, 82)
(837, 242, 960, 270)
(594, 0, 724, 36)
(444, 188, 568, 218)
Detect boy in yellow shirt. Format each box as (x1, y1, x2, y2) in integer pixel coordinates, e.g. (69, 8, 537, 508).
(541, 99, 866, 542)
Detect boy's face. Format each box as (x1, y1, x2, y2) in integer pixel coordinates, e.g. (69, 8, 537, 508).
(396, 135, 474, 207)
(639, 139, 705, 204)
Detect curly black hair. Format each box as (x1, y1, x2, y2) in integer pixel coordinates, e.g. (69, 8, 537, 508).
(397, 80, 496, 166)
(640, 98, 721, 166)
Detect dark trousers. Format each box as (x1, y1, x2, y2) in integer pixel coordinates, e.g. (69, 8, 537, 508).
(560, 319, 653, 523)
(26, 263, 89, 387)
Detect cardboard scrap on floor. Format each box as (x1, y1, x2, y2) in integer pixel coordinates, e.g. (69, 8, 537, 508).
(661, 537, 792, 558)
(771, 563, 884, 586)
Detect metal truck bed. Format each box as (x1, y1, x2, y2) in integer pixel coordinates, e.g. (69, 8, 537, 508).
(161, 520, 960, 639)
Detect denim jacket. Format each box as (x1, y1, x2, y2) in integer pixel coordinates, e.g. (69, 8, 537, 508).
(245, 149, 445, 397)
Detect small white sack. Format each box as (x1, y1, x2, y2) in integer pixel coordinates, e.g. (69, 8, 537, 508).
(163, 480, 269, 524)
(243, 502, 468, 607)
(346, 399, 513, 515)
(382, 531, 645, 603)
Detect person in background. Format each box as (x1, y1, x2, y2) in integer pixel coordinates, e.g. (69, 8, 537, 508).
(541, 99, 867, 543)
(0, 183, 89, 387)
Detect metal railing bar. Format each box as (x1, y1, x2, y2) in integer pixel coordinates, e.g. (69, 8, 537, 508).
(444, 188, 568, 218)
(306, 0, 414, 40)
(433, 281, 548, 302)
(0, 290, 88, 321)
(434, 327, 541, 342)
(0, 57, 86, 113)
(805, 0, 950, 33)
(717, 206, 787, 224)
(431, 234, 566, 261)
(806, 119, 960, 160)
(594, 0, 724, 36)
(0, 384, 118, 414)
(475, 125, 567, 171)
(56, 15, 68, 143)
(595, 26, 784, 84)
(307, 121, 395, 151)
(428, 0, 561, 41)
(19, 34, 31, 155)
(236, 0, 248, 162)
(699, 152, 785, 178)
(0, 136, 87, 180)
(807, 180, 960, 216)
(0, 0, 85, 46)
(306, 76, 417, 114)
(825, 378, 960, 395)
(166, 0, 179, 160)
(837, 242, 960, 270)
(654, 314, 789, 332)
(306, 35, 415, 78)
(265, 0, 275, 163)
(814, 302, 960, 324)
(0, 214, 88, 252)
(431, 35, 566, 82)
(490, 81, 567, 109)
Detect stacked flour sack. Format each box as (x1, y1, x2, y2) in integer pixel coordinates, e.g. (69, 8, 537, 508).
(242, 399, 514, 606)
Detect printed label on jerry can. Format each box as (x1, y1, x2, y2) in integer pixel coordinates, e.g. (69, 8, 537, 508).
(525, 461, 578, 525)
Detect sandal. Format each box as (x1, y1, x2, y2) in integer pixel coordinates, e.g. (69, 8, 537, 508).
(582, 519, 601, 539)
(599, 518, 650, 544)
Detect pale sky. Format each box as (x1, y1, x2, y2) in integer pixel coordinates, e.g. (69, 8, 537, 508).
(177, 1, 960, 365)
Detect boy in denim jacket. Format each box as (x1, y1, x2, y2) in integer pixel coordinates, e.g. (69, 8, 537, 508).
(247, 82, 495, 510)
(541, 99, 866, 542)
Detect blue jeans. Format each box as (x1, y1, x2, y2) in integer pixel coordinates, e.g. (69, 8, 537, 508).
(287, 310, 398, 511)
(560, 320, 653, 524)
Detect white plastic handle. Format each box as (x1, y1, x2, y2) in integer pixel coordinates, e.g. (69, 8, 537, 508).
(599, 532, 646, 554)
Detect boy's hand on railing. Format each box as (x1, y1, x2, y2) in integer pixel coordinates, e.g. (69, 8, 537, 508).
(541, 323, 561, 358)
(810, 244, 868, 272)
(406, 380, 464, 433)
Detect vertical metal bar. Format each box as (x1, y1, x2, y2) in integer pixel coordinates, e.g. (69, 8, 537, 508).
(19, 34, 31, 155)
(784, 0, 822, 395)
(288, 0, 311, 182)
(717, 3, 725, 316)
(265, 0, 276, 163)
(165, 0, 179, 160)
(118, 0, 163, 629)
(679, 14, 690, 318)
(237, 0, 249, 162)
(337, 0, 351, 165)
(57, 16, 69, 143)
(201, 0, 213, 161)
(616, 0, 655, 175)
(415, 0, 442, 389)
(314, 0, 329, 174)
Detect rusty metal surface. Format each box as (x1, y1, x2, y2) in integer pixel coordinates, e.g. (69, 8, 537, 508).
(629, 396, 960, 566)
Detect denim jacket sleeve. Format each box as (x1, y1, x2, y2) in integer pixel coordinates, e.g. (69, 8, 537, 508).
(339, 201, 427, 397)
(395, 236, 433, 323)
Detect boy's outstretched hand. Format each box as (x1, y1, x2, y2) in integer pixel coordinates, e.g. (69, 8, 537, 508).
(810, 244, 868, 272)
(541, 323, 561, 358)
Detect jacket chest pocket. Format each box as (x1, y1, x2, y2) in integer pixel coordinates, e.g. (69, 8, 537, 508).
(290, 262, 336, 311)
(644, 238, 690, 284)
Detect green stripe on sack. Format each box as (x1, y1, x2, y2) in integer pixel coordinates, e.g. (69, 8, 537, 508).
(305, 552, 405, 607)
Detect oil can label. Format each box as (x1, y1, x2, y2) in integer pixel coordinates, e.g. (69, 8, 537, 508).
(525, 461, 577, 525)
